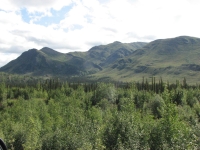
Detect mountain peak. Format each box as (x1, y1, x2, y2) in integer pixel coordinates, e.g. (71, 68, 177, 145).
(144, 36, 200, 50)
(40, 47, 56, 53)
(28, 48, 38, 52)
(22, 48, 39, 57)
(40, 47, 62, 56)
(112, 41, 122, 44)
(173, 36, 200, 44)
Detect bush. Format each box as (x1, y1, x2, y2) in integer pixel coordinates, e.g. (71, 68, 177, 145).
(91, 83, 116, 105)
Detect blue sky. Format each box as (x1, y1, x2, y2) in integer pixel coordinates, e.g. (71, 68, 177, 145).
(21, 5, 72, 26)
(0, 0, 200, 67)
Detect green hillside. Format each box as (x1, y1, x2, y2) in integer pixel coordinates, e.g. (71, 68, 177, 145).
(1, 36, 200, 83)
(95, 36, 200, 83)
(0, 48, 84, 76)
(0, 41, 146, 77)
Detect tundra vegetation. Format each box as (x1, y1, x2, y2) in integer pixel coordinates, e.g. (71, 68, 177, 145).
(0, 76, 200, 149)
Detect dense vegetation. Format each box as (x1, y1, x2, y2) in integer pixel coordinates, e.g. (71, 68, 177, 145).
(0, 77, 200, 149)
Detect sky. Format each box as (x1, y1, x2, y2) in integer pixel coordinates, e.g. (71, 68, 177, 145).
(0, 0, 200, 67)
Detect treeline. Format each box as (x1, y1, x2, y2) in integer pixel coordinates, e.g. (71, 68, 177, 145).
(0, 78, 200, 149)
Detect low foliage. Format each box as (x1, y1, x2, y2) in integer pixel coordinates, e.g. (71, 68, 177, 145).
(0, 79, 199, 149)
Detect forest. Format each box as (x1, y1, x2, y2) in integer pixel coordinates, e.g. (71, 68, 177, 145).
(0, 76, 200, 149)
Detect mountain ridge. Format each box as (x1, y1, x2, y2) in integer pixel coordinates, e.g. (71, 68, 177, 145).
(95, 36, 200, 83)
(0, 41, 147, 77)
(1, 36, 200, 83)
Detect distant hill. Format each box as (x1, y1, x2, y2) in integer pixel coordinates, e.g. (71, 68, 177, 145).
(2, 36, 200, 83)
(96, 36, 200, 83)
(0, 48, 83, 76)
(0, 41, 146, 77)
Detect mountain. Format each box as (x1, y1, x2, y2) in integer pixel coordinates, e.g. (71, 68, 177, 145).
(0, 48, 83, 76)
(82, 41, 147, 72)
(87, 41, 147, 66)
(0, 41, 146, 76)
(2, 36, 200, 83)
(96, 36, 200, 83)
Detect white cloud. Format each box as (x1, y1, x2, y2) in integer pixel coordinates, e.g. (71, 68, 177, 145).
(0, 0, 72, 12)
(1, 0, 200, 67)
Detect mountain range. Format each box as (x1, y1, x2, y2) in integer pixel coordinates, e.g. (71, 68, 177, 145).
(1, 36, 200, 83)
